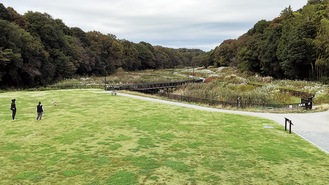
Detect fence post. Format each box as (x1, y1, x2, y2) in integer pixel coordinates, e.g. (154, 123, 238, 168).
(104, 76, 107, 90)
(284, 117, 290, 131)
(289, 120, 294, 134)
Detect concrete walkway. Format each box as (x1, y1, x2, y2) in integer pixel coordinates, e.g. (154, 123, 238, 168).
(116, 92, 329, 154)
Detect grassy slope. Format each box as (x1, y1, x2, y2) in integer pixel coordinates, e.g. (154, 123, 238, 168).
(0, 89, 328, 184)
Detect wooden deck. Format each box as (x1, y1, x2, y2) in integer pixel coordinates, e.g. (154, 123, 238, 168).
(106, 79, 203, 92)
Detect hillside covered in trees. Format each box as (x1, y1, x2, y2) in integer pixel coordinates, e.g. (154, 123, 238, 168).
(0, 3, 207, 88)
(2, 1, 329, 88)
(208, 0, 329, 82)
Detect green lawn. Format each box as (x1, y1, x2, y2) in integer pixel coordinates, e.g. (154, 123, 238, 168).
(0, 89, 328, 184)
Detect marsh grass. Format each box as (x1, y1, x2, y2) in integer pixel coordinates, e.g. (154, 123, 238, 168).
(0, 89, 328, 184)
(48, 67, 329, 107)
(53, 69, 192, 89)
(180, 67, 329, 107)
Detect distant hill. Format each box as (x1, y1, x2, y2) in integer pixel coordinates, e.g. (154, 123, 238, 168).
(208, 1, 329, 82)
(0, 3, 207, 88)
(2, 1, 328, 88)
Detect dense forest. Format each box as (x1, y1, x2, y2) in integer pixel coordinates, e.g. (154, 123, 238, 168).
(2, 1, 329, 88)
(208, 0, 329, 82)
(0, 3, 207, 88)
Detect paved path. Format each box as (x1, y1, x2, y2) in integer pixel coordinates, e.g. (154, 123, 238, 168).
(116, 92, 329, 154)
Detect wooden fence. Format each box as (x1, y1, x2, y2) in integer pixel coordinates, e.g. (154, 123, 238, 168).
(158, 93, 305, 111)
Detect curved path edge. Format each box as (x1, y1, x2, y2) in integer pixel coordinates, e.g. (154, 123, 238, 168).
(115, 92, 329, 154)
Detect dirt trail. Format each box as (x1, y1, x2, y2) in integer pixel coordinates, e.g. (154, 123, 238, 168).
(116, 92, 329, 154)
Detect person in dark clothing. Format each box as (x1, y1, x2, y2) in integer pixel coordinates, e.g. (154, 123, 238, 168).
(10, 99, 16, 120)
(36, 102, 44, 120)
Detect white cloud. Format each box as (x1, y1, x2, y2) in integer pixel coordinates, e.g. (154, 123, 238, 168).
(2, 0, 307, 51)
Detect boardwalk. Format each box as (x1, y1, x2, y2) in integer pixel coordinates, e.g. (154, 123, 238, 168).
(106, 79, 203, 92)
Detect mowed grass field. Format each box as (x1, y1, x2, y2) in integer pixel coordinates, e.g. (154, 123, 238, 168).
(0, 89, 328, 185)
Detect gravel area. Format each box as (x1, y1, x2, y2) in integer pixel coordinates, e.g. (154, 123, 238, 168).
(116, 92, 329, 154)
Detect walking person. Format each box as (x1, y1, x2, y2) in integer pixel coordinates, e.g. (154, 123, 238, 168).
(36, 102, 44, 120)
(10, 99, 16, 120)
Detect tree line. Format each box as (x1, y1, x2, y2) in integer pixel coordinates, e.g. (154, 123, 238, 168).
(0, 3, 207, 88)
(208, 0, 329, 82)
(3, 1, 329, 89)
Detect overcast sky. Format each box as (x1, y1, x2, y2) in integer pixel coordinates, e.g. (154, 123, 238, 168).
(2, 0, 307, 51)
